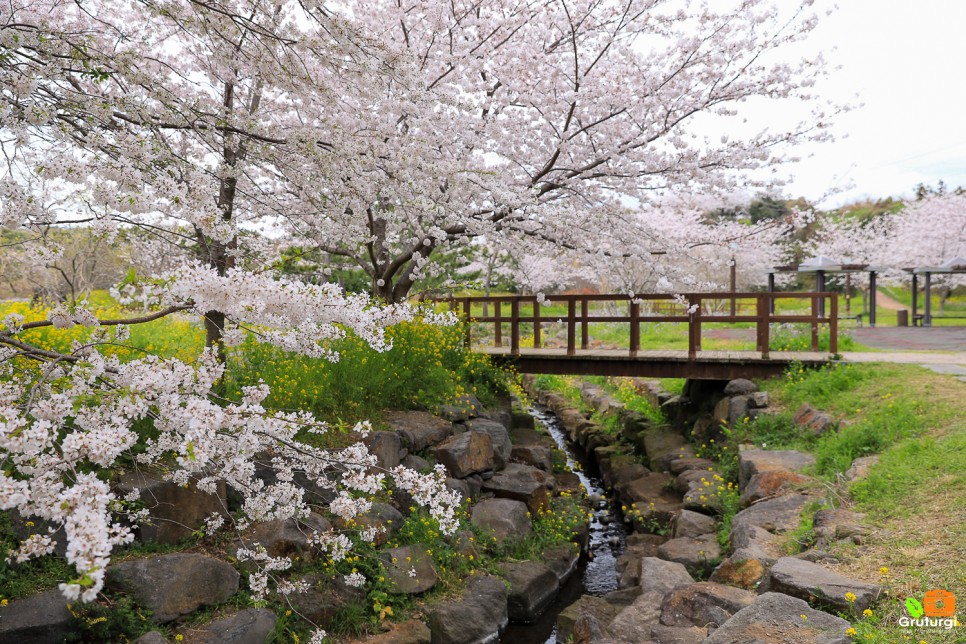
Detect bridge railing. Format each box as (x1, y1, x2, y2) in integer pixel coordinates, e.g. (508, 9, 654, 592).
(429, 292, 838, 359)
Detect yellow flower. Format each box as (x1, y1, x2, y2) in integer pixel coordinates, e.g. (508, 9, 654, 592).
(845, 592, 857, 603)
(879, 566, 889, 576)
(175, 636, 184, 642)
(845, 627, 856, 637)
(800, 614, 808, 620)
(862, 609, 873, 617)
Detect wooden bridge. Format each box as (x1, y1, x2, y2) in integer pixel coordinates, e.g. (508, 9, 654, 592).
(432, 292, 839, 380)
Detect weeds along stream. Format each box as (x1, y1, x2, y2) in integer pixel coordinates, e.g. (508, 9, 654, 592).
(502, 404, 629, 644)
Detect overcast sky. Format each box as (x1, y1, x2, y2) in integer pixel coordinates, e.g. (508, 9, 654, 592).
(780, 1, 966, 207)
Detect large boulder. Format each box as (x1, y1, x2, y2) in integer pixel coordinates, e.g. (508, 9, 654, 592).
(470, 498, 533, 542)
(425, 575, 508, 644)
(466, 418, 512, 470)
(334, 502, 403, 547)
(481, 463, 553, 514)
(641, 428, 691, 472)
(730, 493, 812, 534)
(704, 592, 852, 644)
(738, 449, 815, 488)
(765, 557, 883, 612)
(606, 591, 664, 642)
(106, 553, 239, 623)
(0, 589, 72, 644)
(381, 545, 438, 595)
(434, 431, 494, 478)
(555, 595, 623, 644)
(386, 411, 455, 452)
(510, 444, 554, 472)
(656, 534, 722, 573)
(363, 431, 403, 470)
(189, 608, 276, 644)
(234, 513, 331, 560)
(116, 468, 227, 545)
(739, 471, 812, 507)
(793, 404, 837, 436)
(638, 557, 695, 596)
(659, 582, 756, 628)
(672, 510, 717, 538)
(723, 379, 757, 396)
(499, 560, 560, 623)
(542, 543, 581, 585)
(288, 574, 365, 626)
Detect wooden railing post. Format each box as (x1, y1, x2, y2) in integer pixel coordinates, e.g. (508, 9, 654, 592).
(829, 293, 839, 354)
(629, 298, 640, 355)
(567, 297, 576, 356)
(687, 295, 699, 359)
(580, 298, 589, 350)
(462, 299, 471, 348)
(510, 297, 520, 355)
(533, 297, 542, 348)
(757, 294, 770, 358)
(494, 300, 502, 348)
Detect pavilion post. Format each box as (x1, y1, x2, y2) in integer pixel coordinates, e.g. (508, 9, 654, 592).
(911, 273, 918, 326)
(869, 271, 877, 328)
(924, 272, 932, 327)
(816, 270, 826, 318)
(767, 272, 776, 314)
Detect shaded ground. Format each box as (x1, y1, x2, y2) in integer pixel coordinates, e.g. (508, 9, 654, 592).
(849, 326, 966, 351)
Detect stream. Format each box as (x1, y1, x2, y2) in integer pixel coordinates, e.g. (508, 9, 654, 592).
(501, 404, 630, 644)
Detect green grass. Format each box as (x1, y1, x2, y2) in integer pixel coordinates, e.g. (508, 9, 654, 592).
(734, 361, 966, 643)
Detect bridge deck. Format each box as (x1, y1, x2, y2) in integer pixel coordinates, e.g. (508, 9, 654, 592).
(480, 347, 830, 380)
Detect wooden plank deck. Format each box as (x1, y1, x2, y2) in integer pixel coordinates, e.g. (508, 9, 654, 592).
(479, 347, 830, 380)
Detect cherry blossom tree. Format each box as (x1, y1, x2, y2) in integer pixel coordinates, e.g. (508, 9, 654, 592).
(1, 0, 840, 626)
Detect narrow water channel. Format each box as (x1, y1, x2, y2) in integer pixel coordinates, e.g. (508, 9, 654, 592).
(501, 404, 630, 643)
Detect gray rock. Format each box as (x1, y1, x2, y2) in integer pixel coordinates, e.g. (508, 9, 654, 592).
(765, 556, 883, 612)
(667, 458, 716, 475)
(133, 632, 168, 644)
(542, 543, 581, 585)
(434, 431, 495, 478)
(659, 582, 756, 628)
(672, 510, 717, 538)
(510, 444, 554, 472)
(709, 548, 771, 589)
(289, 573, 365, 626)
(335, 502, 403, 547)
(704, 592, 852, 644)
(116, 468, 227, 545)
(499, 560, 560, 623)
(192, 608, 276, 644)
(106, 553, 239, 623)
(466, 418, 512, 470)
(555, 595, 622, 644)
(381, 544, 438, 594)
(480, 408, 513, 430)
(730, 493, 812, 534)
(0, 589, 72, 644)
(748, 391, 770, 409)
(363, 430, 403, 469)
(234, 513, 331, 560)
(656, 534, 722, 572)
(606, 591, 664, 642)
(638, 557, 695, 596)
(426, 575, 508, 644)
(738, 449, 815, 488)
(649, 624, 707, 644)
(724, 379, 757, 396)
(482, 463, 553, 514)
(470, 498, 533, 542)
(401, 453, 431, 471)
(641, 428, 691, 472)
(812, 509, 868, 543)
(844, 455, 879, 481)
(386, 411, 455, 451)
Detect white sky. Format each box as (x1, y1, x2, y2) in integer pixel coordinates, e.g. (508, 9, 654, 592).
(780, 1, 966, 207)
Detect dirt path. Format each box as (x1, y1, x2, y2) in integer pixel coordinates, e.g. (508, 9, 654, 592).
(873, 289, 906, 311)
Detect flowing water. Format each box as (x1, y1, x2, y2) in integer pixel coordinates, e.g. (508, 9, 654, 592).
(501, 404, 630, 643)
